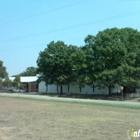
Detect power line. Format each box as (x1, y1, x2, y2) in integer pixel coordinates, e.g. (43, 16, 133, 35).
(0, 37, 85, 51)
(0, 0, 86, 25)
(1, 9, 140, 43)
(1, 24, 139, 52)
(0, 43, 46, 51)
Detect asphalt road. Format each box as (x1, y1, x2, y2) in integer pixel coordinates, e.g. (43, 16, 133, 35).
(0, 92, 140, 107)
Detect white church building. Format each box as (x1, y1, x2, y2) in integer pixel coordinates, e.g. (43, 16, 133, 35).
(6, 76, 130, 95)
(38, 81, 122, 95)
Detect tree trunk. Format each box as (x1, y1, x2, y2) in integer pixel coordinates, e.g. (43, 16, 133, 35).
(60, 85, 63, 94)
(108, 86, 112, 96)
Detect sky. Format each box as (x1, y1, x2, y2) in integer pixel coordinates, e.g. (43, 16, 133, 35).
(0, 0, 140, 76)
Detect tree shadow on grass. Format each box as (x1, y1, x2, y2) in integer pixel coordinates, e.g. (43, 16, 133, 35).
(40, 92, 140, 102)
(41, 93, 123, 101)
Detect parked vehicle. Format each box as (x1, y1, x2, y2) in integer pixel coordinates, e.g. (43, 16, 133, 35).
(12, 89, 26, 93)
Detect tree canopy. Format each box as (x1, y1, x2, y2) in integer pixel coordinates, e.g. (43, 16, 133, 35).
(2, 77, 13, 87)
(36, 27, 140, 95)
(83, 28, 140, 95)
(13, 75, 21, 88)
(13, 67, 37, 77)
(0, 60, 8, 79)
(37, 41, 85, 93)
(19, 67, 37, 76)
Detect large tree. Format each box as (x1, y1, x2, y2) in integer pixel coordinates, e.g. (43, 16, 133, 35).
(37, 41, 83, 94)
(84, 28, 140, 95)
(116, 28, 140, 89)
(0, 60, 8, 79)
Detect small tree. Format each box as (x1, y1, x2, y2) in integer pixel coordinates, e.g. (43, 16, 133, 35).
(13, 76, 21, 88)
(0, 79, 3, 87)
(3, 78, 13, 87)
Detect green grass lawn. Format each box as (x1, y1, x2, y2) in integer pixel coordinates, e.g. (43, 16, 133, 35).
(0, 97, 139, 140)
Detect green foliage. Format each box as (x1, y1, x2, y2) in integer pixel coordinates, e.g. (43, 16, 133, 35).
(83, 28, 140, 95)
(37, 41, 85, 93)
(0, 79, 3, 87)
(36, 28, 140, 95)
(20, 67, 37, 76)
(0, 60, 8, 79)
(13, 75, 21, 88)
(13, 67, 37, 77)
(3, 77, 13, 87)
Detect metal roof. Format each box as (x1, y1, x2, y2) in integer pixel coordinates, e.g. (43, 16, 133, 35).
(9, 76, 38, 83)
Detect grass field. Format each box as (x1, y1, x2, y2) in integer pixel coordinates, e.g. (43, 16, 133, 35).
(0, 97, 139, 140)
(40, 92, 140, 102)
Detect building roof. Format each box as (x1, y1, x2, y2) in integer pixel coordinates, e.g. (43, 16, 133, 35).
(9, 76, 38, 83)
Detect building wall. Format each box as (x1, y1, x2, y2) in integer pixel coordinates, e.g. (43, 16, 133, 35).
(38, 82, 123, 95)
(30, 84, 37, 92)
(47, 85, 58, 93)
(63, 85, 69, 93)
(38, 81, 46, 93)
(69, 84, 80, 94)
